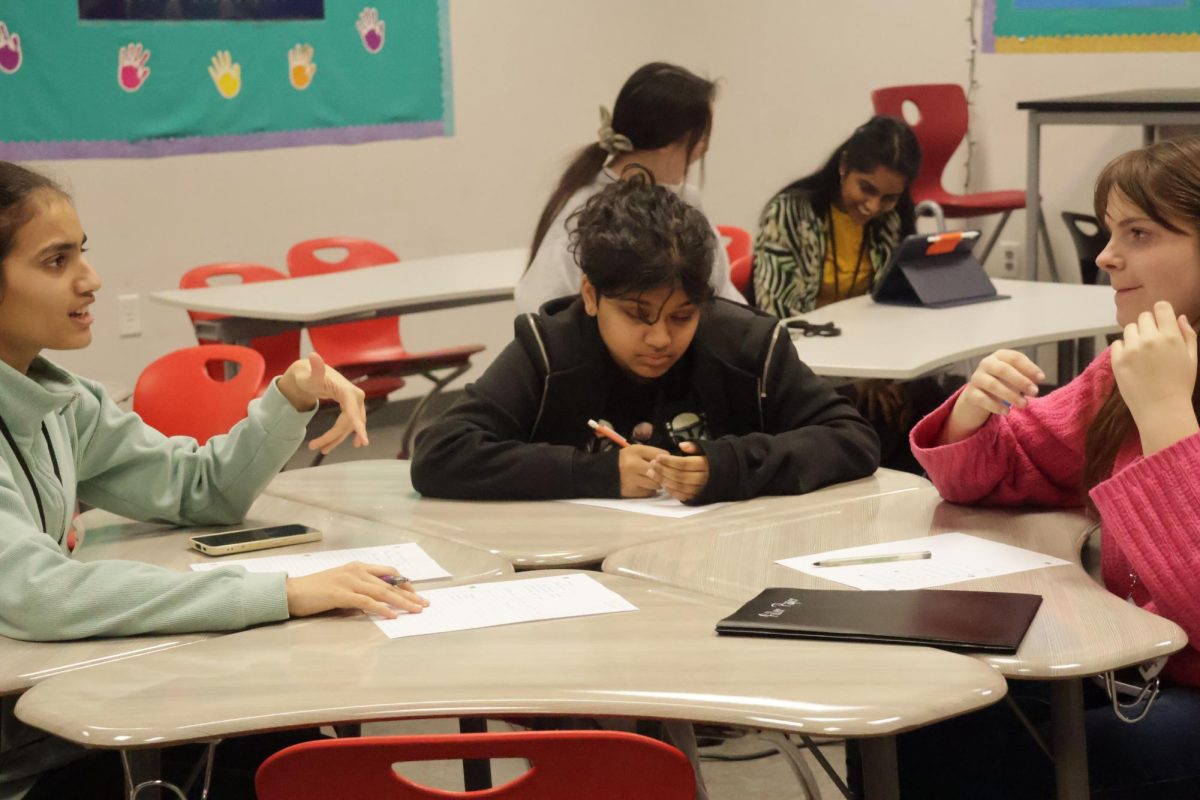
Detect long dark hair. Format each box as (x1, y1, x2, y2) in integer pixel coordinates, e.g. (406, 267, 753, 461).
(777, 115, 921, 235)
(568, 175, 715, 318)
(0, 162, 65, 274)
(528, 62, 716, 267)
(1082, 136, 1200, 501)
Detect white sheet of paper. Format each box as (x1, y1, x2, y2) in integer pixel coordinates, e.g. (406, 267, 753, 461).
(373, 573, 638, 639)
(777, 532, 1071, 590)
(561, 495, 731, 518)
(190, 542, 451, 582)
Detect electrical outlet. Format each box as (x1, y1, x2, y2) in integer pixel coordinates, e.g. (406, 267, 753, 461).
(998, 240, 1021, 276)
(117, 294, 141, 337)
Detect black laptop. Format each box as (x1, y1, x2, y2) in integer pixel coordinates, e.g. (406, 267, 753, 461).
(872, 230, 1008, 309)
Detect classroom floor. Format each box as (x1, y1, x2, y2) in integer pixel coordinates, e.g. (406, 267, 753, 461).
(294, 394, 850, 797)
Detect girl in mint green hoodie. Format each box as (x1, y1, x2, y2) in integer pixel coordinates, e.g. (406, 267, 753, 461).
(0, 161, 427, 799)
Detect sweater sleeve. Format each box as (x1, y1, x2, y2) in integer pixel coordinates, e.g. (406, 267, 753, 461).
(692, 335, 881, 504)
(753, 193, 807, 318)
(909, 352, 1115, 507)
(1090, 434, 1200, 674)
(410, 338, 619, 500)
(75, 377, 315, 526)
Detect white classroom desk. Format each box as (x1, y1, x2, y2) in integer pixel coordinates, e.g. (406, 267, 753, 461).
(149, 248, 528, 343)
(602, 487, 1187, 800)
(0, 494, 511, 699)
(786, 279, 1119, 380)
(263, 459, 932, 569)
(15, 570, 1008, 800)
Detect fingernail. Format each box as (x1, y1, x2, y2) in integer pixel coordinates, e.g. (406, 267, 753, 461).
(1001, 400, 1012, 408)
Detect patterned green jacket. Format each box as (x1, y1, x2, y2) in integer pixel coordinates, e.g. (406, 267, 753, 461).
(753, 189, 903, 318)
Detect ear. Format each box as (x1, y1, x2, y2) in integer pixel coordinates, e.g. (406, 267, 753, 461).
(580, 276, 599, 316)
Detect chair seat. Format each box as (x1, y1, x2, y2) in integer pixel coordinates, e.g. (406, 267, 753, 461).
(920, 188, 1026, 217)
(333, 344, 485, 381)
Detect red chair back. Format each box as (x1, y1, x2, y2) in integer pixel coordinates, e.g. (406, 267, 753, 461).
(730, 252, 753, 296)
(716, 224, 752, 265)
(179, 263, 298, 392)
(133, 345, 265, 445)
(870, 83, 967, 203)
(285, 237, 405, 365)
(256, 731, 696, 800)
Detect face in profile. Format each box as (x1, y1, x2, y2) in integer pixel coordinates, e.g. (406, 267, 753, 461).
(582, 279, 701, 381)
(838, 163, 907, 226)
(0, 190, 101, 371)
(1097, 189, 1200, 327)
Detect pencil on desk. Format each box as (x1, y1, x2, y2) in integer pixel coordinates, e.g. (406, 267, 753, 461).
(813, 550, 932, 568)
(587, 419, 629, 448)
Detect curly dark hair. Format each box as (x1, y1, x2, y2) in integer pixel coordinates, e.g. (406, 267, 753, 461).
(567, 175, 715, 319)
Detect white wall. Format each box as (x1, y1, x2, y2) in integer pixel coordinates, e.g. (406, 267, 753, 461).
(29, 0, 1200, 390)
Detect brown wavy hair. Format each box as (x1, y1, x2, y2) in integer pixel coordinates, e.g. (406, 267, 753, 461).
(527, 63, 716, 268)
(1081, 136, 1200, 500)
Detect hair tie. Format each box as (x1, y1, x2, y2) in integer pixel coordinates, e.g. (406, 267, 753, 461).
(597, 106, 634, 155)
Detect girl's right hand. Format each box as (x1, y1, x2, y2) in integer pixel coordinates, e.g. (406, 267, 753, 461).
(941, 349, 1045, 445)
(619, 444, 669, 497)
(285, 562, 429, 619)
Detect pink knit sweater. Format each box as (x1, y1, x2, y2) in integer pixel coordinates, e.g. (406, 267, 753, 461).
(911, 349, 1200, 686)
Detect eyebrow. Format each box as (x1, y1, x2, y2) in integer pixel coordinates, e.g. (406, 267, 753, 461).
(1107, 216, 1154, 228)
(33, 234, 85, 259)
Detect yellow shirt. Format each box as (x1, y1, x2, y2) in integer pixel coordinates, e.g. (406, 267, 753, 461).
(815, 205, 870, 308)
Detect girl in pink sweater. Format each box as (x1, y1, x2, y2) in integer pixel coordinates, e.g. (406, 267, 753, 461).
(897, 137, 1200, 798)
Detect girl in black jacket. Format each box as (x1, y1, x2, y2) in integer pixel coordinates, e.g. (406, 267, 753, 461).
(412, 178, 880, 504)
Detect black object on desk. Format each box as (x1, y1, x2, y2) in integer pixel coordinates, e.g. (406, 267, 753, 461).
(872, 229, 1008, 309)
(716, 587, 1042, 655)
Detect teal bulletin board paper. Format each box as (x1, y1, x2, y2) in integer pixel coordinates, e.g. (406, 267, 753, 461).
(993, 0, 1200, 37)
(0, 1, 452, 158)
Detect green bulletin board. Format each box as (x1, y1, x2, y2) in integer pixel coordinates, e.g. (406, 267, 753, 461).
(0, 1, 453, 158)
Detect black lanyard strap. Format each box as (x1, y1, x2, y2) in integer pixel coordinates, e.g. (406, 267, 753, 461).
(826, 208, 870, 302)
(0, 413, 59, 534)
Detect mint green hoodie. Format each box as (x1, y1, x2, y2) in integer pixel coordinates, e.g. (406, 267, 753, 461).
(0, 356, 316, 797)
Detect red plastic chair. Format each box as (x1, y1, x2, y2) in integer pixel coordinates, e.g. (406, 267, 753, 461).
(255, 731, 696, 800)
(286, 237, 485, 457)
(730, 252, 753, 297)
(133, 345, 265, 445)
(871, 84, 1058, 279)
(179, 263, 300, 394)
(716, 224, 752, 265)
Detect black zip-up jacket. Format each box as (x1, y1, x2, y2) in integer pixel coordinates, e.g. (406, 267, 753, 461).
(411, 297, 880, 504)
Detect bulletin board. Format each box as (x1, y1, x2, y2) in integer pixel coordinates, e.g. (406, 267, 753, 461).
(0, 1, 452, 159)
(985, 0, 1200, 51)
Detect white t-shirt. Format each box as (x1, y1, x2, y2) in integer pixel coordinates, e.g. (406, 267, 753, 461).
(514, 169, 745, 314)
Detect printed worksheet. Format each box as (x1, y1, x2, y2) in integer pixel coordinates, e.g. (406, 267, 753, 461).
(777, 532, 1071, 590)
(561, 495, 731, 518)
(372, 573, 638, 639)
(190, 542, 451, 581)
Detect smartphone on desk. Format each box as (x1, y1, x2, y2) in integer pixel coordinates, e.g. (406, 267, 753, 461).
(189, 524, 322, 557)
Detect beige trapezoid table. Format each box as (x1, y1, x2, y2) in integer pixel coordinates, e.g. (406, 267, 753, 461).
(786, 279, 1119, 381)
(150, 248, 528, 343)
(263, 459, 932, 569)
(602, 486, 1186, 800)
(16, 570, 1006, 800)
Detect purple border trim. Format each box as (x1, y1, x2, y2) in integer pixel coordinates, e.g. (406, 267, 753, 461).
(983, 0, 997, 52)
(0, 120, 445, 161)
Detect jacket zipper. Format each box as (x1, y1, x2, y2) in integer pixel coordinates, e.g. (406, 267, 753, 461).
(757, 322, 786, 428)
(523, 314, 552, 436)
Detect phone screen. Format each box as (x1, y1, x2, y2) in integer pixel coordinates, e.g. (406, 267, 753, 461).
(192, 524, 313, 547)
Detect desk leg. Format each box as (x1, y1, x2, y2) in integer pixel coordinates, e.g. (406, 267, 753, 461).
(459, 717, 493, 791)
(1051, 679, 1090, 800)
(120, 748, 165, 800)
(1144, 125, 1156, 146)
(859, 735, 899, 800)
(1026, 113, 1042, 282)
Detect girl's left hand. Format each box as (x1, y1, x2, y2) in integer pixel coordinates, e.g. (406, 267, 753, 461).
(647, 441, 710, 503)
(277, 353, 370, 454)
(1111, 301, 1199, 454)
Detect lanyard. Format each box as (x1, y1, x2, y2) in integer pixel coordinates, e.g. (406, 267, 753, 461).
(0, 413, 61, 535)
(826, 209, 870, 302)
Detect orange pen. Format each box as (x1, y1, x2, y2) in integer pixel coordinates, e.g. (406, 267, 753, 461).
(587, 418, 629, 448)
